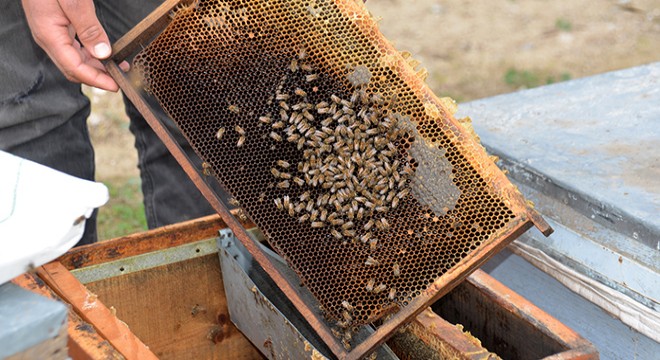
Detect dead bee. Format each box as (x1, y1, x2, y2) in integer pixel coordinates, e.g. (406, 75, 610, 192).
(306, 74, 319, 82)
(393, 263, 400, 277)
(269, 132, 282, 142)
(215, 127, 225, 140)
(365, 256, 380, 266)
(294, 88, 307, 97)
(274, 198, 283, 210)
(228, 105, 240, 113)
(276, 180, 290, 189)
(236, 136, 245, 147)
(388, 287, 397, 300)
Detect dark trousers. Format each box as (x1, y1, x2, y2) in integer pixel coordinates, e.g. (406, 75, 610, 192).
(0, 1, 217, 245)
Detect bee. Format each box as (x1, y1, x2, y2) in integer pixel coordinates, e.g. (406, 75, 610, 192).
(236, 136, 245, 147)
(319, 209, 328, 221)
(393, 263, 400, 277)
(288, 203, 295, 217)
(272, 121, 285, 129)
(375, 206, 388, 213)
(342, 338, 351, 351)
(378, 218, 390, 231)
(365, 256, 380, 266)
(259, 116, 272, 125)
(299, 191, 311, 202)
(366, 278, 375, 292)
(214, 127, 226, 140)
(275, 160, 290, 169)
(290, 59, 298, 72)
(369, 238, 378, 251)
(276, 180, 290, 189)
(234, 125, 245, 135)
(275, 93, 290, 101)
(306, 200, 314, 212)
(228, 105, 240, 113)
(388, 288, 397, 300)
(202, 162, 213, 176)
(269, 132, 282, 142)
(391, 196, 400, 209)
(302, 110, 314, 121)
(321, 118, 333, 127)
(341, 221, 354, 230)
(330, 229, 343, 239)
(274, 198, 283, 210)
(356, 207, 365, 221)
(309, 209, 319, 221)
(363, 220, 374, 231)
(397, 188, 410, 199)
(294, 88, 307, 97)
(342, 310, 352, 322)
(340, 99, 352, 108)
(373, 284, 387, 294)
(300, 63, 313, 72)
(292, 177, 304, 186)
(297, 137, 305, 150)
(280, 109, 289, 121)
(282, 195, 290, 208)
(294, 202, 305, 213)
(299, 214, 310, 222)
(279, 101, 290, 111)
(342, 229, 356, 237)
(298, 47, 307, 60)
(331, 327, 342, 338)
(237, 209, 248, 222)
(306, 74, 319, 82)
(360, 232, 371, 243)
(229, 198, 240, 206)
(341, 301, 354, 312)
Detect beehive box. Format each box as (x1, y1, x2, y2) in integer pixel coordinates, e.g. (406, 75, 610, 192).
(14, 215, 596, 359)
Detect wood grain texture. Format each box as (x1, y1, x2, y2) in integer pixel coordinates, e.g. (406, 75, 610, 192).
(36, 263, 157, 360)
(12, 273, 124, 360)
(84, 254, 263, 360)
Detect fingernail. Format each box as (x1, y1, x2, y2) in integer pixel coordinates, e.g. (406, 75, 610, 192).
(94, 43, 111, 58)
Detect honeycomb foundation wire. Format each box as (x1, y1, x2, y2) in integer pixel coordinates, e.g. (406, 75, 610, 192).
(106, 0, 552, 358)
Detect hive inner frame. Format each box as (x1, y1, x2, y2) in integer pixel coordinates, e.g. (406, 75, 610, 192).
(107, 0, 551, 357)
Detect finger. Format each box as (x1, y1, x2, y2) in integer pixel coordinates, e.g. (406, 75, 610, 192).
(57, 0, 112, 59)
(51, 43, 118, 91)
(119, 61, 130, 72)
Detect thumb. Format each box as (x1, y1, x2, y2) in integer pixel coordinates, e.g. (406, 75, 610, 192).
(57, 0, 111, 59)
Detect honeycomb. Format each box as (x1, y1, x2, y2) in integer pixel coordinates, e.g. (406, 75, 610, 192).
(132, 0, 526, 346)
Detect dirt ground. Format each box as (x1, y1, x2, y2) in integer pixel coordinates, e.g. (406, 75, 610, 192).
(88, 0, 660, 238)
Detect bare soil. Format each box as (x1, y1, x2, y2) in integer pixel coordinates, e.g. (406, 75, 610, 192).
(88, 0, 659, 238)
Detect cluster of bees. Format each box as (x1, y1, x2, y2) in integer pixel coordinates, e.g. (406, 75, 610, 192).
(213, 49, 416, 350)
(266, 53, 414, 350)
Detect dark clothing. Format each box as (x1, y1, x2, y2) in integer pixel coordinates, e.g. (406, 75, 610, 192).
(0, 0, 218, 245)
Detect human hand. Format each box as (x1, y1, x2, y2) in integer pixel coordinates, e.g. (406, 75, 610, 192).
(21, 0, 128, 92)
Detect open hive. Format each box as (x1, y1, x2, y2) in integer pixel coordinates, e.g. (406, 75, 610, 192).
(121, 0, 550, 355)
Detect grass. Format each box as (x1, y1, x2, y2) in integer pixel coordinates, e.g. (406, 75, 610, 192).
(555, 18, 572, 32)
(96, 177, 147, 240)
(504, 68, 572, 89)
